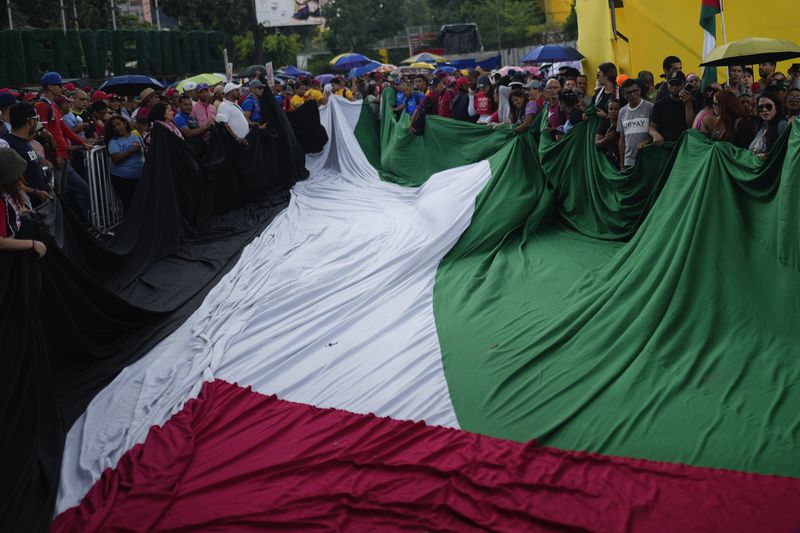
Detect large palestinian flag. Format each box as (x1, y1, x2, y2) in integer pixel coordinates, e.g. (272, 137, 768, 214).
(51, 93, 800, 530)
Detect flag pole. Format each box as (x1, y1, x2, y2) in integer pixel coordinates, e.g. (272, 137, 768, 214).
(720, 0, 727, 44)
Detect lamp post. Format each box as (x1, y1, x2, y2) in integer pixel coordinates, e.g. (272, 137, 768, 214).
(6, 0, 13, 30)
(110, 0, 117, 30)
(154, 0, 162, 30)
(495, 0, 502, 52)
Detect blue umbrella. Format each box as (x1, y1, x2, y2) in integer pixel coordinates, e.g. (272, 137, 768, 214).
(348, 61, 382, 78)
(433, 65, 457, 76)
(521, 45, 584, 64)
(98, 75, 164, 97)
(281, 65, 312, 77)
(315, 74, 335, 85)
(331, 53, 373, 71)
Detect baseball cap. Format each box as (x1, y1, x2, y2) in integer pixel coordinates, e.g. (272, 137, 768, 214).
(523, 80, 541, 90)
(0, 148, 27, 185)
(164, 87, 177, 98)
(456, 77, 469, 90)
(477, 75, 490, 88)
(223, 82, 241, 94)
(667, 70, 687, 84)
(196, 83, 209, 92)
(41, 71, 63, 86)
(64, 82, 76, 91)
(183, 81, 197, 92)
(0, 92, 16, 108)
(54, 95, 73, 105)
(91, 90, 112, 102)
(508, 80, 523, 89)
(249, 79, 265, 89)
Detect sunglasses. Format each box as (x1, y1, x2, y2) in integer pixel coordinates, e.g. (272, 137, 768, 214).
(758, 103, 774, 112)
(787, 95, 800, 102)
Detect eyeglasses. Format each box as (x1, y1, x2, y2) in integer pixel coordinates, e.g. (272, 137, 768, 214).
(787, 96, 800, 102)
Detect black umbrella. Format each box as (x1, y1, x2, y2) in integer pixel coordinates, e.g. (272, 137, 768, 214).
(98, 75, 164, 97)
(238, 65, 268, 78)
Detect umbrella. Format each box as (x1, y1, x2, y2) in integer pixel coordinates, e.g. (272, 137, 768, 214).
(402, 52, 447, 65)
(376, 64, 397, 74)
(522, 66, 541, 76)
(433, 66, 457, 76)
(330, 53, 373, 71)
(315, 74, 335, 85)
(348, 61, 382, 78)
(496, 66, 523, 77)
(176, 73, 226, 92)
(700, 37, 800, 67)
(521, 45, 584, 63)
(409, 62, 435, 70)
(238, 64, 267, 78)
(280, 65, 312, 77)
(98, 75, 163, 97)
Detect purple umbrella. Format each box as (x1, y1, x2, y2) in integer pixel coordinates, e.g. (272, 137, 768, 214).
(315, 74, 335, 85)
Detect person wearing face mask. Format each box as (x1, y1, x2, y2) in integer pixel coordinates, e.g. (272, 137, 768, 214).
(749, 92, 787, 160)
(785, 87, 800, 123)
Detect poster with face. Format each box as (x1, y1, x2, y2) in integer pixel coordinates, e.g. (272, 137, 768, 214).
(254, 0, 328, 27)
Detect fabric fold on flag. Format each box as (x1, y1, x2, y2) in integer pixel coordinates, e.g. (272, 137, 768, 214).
(53, 380, 800, 532)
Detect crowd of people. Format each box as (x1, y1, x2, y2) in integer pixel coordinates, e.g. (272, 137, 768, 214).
(354, 56, 799, 171)
(1, 56, 799, 259)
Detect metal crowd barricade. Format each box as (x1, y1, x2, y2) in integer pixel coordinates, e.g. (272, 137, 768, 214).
(84, 145, 123, 233)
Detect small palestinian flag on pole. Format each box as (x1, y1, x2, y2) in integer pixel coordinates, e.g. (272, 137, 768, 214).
(700, 0, 722, 87)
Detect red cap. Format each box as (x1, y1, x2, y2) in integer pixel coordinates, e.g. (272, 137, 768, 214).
(23, 92, 39, 101)
(0, 88, 20, 97)
(64, 82, 77, 91)
(456, 77, 469, 90)
(54, 95, 73, 105)
(164, 87, 177, 98)
(91, 90, 112, 102)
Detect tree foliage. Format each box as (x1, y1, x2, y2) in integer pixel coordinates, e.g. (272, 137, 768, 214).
(2, 0, 152, 30)
(323, 0, 404, 54)
(233, 31, 302, 67)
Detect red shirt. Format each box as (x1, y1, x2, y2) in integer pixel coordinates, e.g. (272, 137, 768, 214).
(35, 97, 86, 159)
(474, 91, 494, 115)
(439, 89, 455, 118)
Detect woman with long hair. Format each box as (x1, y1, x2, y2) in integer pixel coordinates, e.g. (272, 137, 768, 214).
(147, 102, 184, 139)
(0, 148, 47, 256)
(594, 62, 622, 119)
(694, 85, 720, 136)
(507, 89, 536, 134)
(749, 92, 788, 160)
(105, 115, 144, 213)
(711, 90, 754, 149)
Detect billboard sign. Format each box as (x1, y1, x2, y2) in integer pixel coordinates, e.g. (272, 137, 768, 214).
(254, 0, 328, 27)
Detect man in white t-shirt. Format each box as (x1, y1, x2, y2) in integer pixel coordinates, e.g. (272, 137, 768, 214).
(617, 78, 654, 170)
(215, 82, 250, 144)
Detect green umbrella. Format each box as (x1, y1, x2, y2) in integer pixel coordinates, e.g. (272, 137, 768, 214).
(176, 73, 227, 92)
(700, 37, 800, 67)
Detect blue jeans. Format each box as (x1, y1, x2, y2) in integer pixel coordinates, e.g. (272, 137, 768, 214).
(59, 163, 90, 224)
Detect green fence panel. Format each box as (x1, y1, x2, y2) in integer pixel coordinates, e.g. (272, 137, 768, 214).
(5, 31, 26, 85)
(94, 30, 113, 79)
(65, 30, 83, 78)
(159, 31, 175, 75)
(22, 29, 55, 83)
(0, 32, 9, 86)
(147, 31, 162, 75)
(207, 32, 225, 72)
(112, 30, 138, 75)
(52, 30, 68, 75)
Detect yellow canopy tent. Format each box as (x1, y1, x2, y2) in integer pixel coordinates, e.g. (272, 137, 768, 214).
(576, 0, 798, 86)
